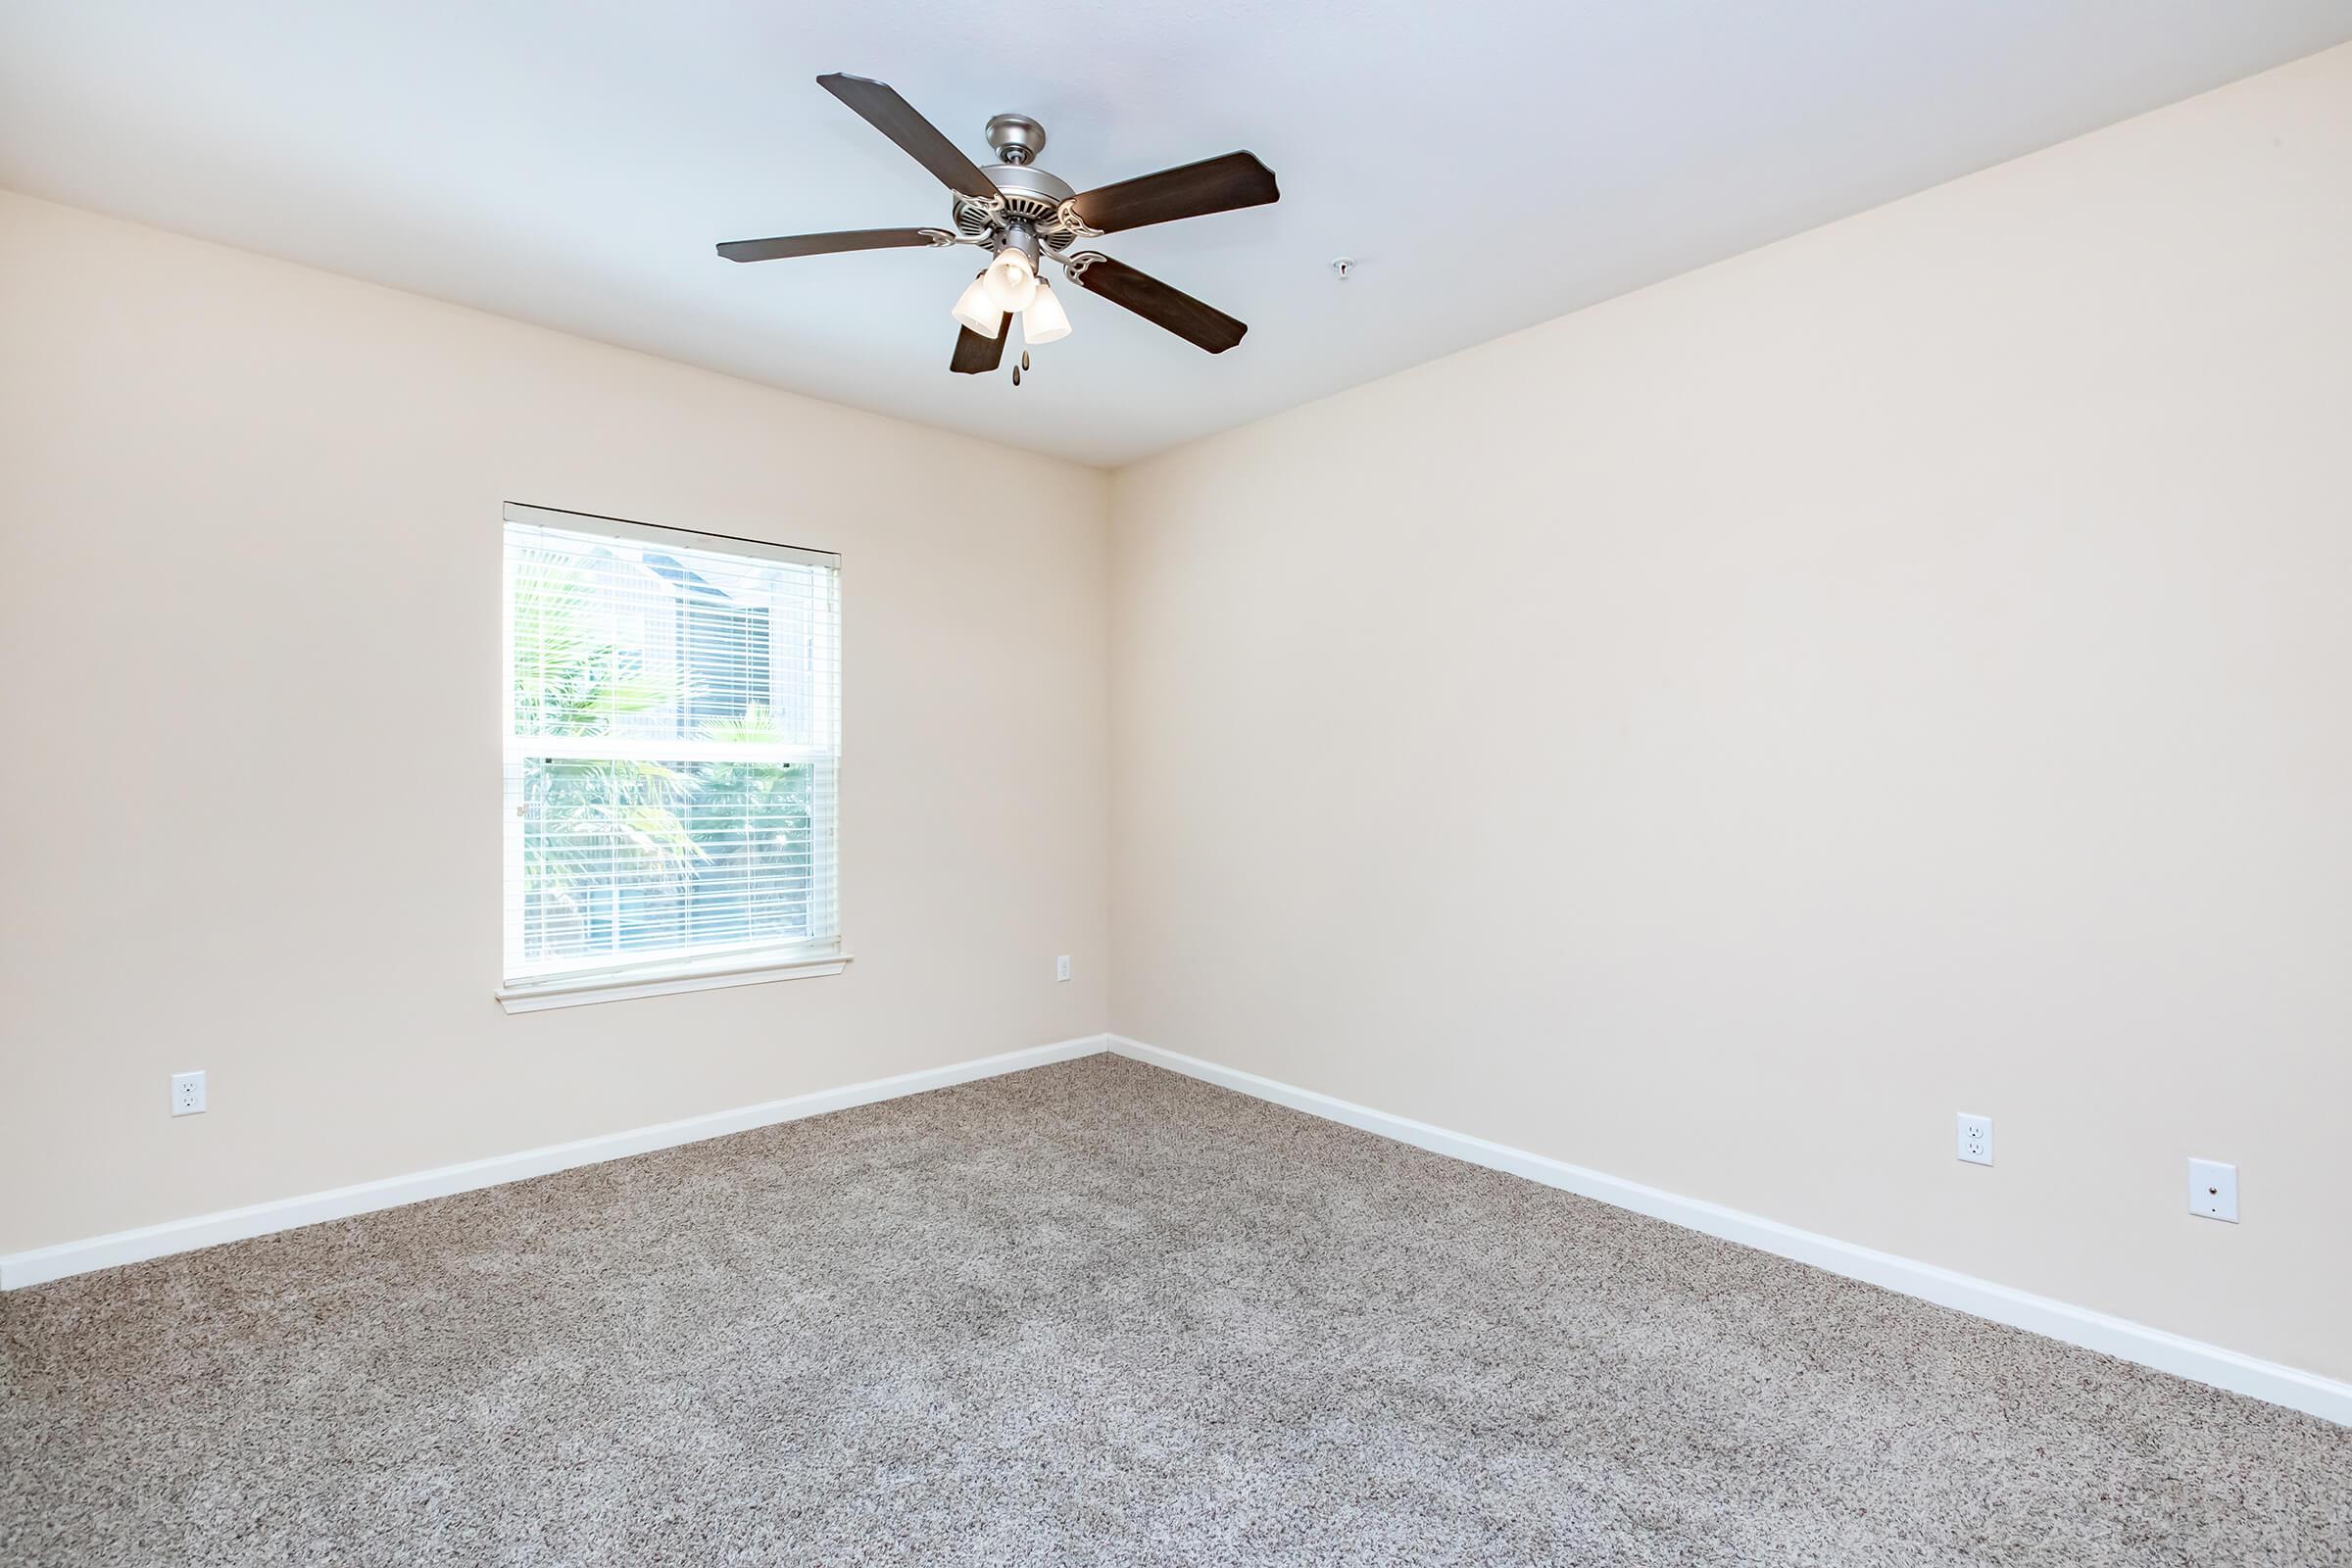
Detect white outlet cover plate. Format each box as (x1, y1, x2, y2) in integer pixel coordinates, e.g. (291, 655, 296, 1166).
(171, 1070, 207, 1116)
(2188, 1157, 2238, 1222)
(1055, 955, 1072, 983)
(1956, 1111, 1993, 1166)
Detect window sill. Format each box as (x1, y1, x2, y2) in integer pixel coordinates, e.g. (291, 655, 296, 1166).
(497, 950, 852, 1013)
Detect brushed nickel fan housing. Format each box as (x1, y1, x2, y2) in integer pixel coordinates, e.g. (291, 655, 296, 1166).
(954, 127, 1082, 248)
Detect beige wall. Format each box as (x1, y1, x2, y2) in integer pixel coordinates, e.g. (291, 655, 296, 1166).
(1109, 46, 2352, 1381)
(0, 190, 1109, 1255)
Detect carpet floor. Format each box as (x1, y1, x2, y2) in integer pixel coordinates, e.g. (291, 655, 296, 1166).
(2, 1053, 2345, 1565)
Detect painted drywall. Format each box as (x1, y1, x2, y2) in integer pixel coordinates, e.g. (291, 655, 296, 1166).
(1108, 45, 2352, 1382)
(13, 7, 2349, 468)
(0, 189, 1109, 1255)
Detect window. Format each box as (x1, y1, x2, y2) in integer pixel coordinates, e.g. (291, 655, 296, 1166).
(499, 504, 843, 1009)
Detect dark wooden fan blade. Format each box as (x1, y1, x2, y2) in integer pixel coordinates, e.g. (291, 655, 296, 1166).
(817, 73, 1001, 202)
(716, 228, 941, 263)
(1065, 151, 1278, 235)
(950, 314, 1013, 374)
(1065, 255, 1248, 353)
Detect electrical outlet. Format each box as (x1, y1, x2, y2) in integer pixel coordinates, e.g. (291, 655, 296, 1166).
(1955, 1111, 1992, 1166)
(171, 1070, 207, 1117)
(2188, 1158, 2238, 1223)
(1054, 955, 1072, 983)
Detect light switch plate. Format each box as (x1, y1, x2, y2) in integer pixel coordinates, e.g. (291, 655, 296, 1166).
(2188, 1158, 2237, 1223)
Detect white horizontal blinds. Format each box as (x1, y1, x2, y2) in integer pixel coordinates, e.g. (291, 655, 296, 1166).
(501, 507, 841, 984)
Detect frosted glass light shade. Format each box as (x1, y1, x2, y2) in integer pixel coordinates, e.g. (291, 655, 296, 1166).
(951, 272, 1002, 336)
(1022, 276, 1072, 345)
(980, 248, 1038, 313)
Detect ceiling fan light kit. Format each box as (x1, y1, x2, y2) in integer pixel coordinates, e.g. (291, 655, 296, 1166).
(1022, 276, 1072, 345)
(717, 74, 1279, 379)
(980, 233, 1040, 313)
(950, 270, 1001, 337)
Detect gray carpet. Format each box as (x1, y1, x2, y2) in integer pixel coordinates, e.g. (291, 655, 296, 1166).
(3, 1054, 2345, 1566)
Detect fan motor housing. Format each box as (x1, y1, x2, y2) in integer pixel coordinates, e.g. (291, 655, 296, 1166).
(954, 159, 1082, 248)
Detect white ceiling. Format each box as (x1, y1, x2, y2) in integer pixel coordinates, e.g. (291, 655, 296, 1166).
(4, 2, 2348, 466)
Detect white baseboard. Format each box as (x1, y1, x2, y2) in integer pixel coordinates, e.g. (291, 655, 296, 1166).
(0, 1033, 1109, 1292)
(14, 1028, 2343, 1427)
(1106, 1035, 2352, 1428)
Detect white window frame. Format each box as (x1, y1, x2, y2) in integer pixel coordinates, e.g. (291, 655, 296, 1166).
(495, 502, 848, 1012)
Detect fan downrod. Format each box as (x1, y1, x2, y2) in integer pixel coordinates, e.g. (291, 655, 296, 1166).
(985, 113, 1047, 166)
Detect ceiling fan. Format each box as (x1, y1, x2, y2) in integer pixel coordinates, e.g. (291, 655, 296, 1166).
(717, 74, 1279, 381)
